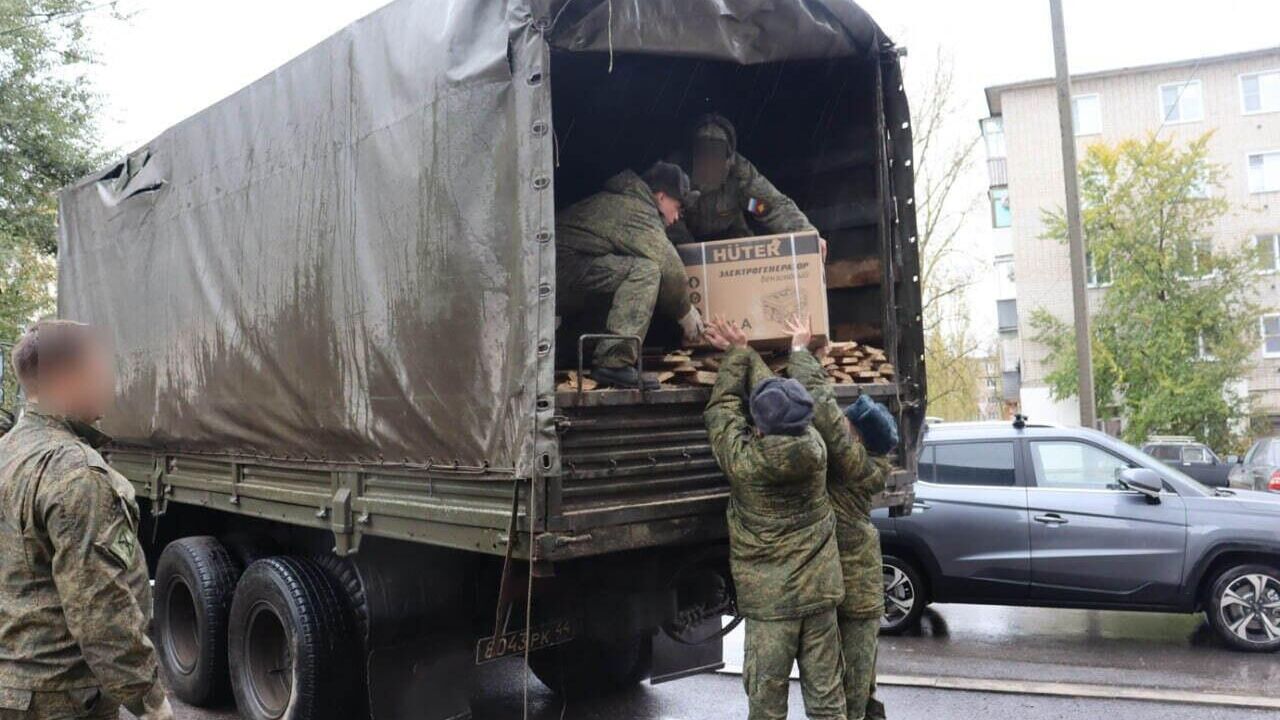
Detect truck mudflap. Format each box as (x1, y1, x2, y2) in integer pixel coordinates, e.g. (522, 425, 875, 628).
(650, 617, 727, 684)
(367, 632, 472, 720)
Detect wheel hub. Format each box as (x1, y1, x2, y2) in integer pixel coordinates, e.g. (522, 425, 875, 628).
(1219, 573, 1280, 645)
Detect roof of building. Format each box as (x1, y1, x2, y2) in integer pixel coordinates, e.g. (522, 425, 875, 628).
(985, 45, 1280, 115)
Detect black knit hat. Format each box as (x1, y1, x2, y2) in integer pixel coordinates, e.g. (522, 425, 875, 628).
(642, 161, 700, 207)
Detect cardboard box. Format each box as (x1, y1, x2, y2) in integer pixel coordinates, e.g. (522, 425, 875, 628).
(678, 231, 830, 347)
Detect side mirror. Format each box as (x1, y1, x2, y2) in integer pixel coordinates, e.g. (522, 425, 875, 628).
(1119, 468, 1163, 500)
(1227, 455, 1240, 465)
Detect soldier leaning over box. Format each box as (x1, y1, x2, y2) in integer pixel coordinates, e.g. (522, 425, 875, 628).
(667, 113, 828, 261)
(786, 315, 899, 720)
(556, 161, 705, 389)
(702, 317, 846, 720)
(0, 321, 172, 720)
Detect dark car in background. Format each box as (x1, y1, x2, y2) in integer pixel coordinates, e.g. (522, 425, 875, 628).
(1233, 437, 1280, 493)
(874, 420, 1280, 652)
(1141, 436, 1235, 488)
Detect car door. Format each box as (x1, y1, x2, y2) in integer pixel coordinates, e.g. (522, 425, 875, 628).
(1247, 440, 1271, 491)
(896, 440, 1030, 601)
(1026, 439, 1187, 605)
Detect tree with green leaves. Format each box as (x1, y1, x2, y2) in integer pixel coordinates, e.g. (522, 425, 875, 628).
(1030, 134, 1259, 450)
(1, 0, 119, 408)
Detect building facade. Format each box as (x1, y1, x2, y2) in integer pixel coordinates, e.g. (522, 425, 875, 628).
(983, 47, 1280, 429)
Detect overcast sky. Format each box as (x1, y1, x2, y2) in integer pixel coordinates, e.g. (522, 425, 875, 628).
(84, 0, 1280, 339)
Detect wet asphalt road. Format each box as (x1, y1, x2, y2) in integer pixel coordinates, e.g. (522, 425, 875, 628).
(154, 604, 1277, 719)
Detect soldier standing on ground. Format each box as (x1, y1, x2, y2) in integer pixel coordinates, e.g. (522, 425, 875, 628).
(786, 315, 899, 720)
(0, 321, 173, 720)
(703, 316, 846, 720)
(556, 161, 705, 389)
(667, 113, 829, 261)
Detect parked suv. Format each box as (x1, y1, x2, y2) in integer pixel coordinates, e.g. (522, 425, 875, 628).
(874, 420, 1280, 652)
(1141, 436, 1234, 487)
(1232, 436, 1280, 493)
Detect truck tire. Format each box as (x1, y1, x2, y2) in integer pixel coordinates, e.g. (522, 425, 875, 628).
(528, 633, 652, 698)
(228, 557, 358, 720)
(1206, 563, 1280, 653)
(154, 536, 242, 706)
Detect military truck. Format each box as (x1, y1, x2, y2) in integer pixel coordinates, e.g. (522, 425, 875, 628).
(56, 1, 923, 718)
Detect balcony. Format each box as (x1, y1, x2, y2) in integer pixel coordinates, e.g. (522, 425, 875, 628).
(988, 157, 1008, 187)
(1001, 370, 1021, 402)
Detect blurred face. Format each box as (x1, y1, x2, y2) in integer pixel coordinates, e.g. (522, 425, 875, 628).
(691, 140, 730, 191)
(40, 340, 115, 422)
(655, 192, 682, 227)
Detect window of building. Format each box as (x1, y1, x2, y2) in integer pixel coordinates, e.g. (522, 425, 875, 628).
(990, 187, 1012, 228)
(1086, 249, 1111, 287)
(929, 442, 1017, 487)
(1240, 69, 1280, 115)
(1072, 94, 1102, 135)
(1262, 315, 1280, 358)
(1174, 237, 1213, 279)
(1030, 441, 1132, 491)
(1256, 233, 1280, 273)
(982, 117, 1006, 159)
(1248, 151, 1280, 193)
(1160, 80, 1204, 123)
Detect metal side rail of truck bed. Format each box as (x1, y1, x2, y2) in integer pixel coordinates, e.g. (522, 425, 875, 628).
(106, 383, 915, 564)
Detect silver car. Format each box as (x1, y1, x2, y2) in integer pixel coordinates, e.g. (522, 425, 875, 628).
(1232, 436, 1280, 493)
(873, 419, 1280, 652)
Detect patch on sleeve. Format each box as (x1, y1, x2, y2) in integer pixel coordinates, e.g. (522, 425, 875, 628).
(105, 522, 136, 566)
(747, 197, 769, 217)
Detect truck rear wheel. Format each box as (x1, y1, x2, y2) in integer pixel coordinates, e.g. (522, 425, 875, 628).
(528, 633, 653, 698)
(228, 557, 358, 720)
(154, 536, 241, 706)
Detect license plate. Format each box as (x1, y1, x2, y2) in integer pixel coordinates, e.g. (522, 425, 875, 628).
(475, 619, 575, 665)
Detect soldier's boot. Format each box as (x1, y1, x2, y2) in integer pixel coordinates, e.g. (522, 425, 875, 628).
(591, 366, 659, 390)
(838, 614, 882, 720)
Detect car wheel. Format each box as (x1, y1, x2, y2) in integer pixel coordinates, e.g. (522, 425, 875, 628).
(880, 555, 926, 635)
(228, 557, 358, 720)
(154, 537, 242, 706)
(1206, 564, 1280, 653)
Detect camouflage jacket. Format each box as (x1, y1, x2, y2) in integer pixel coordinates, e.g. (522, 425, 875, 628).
(667, 151, 815, 244)
(789, 349, 887, 619)
(0, 407, 163, 714)
(556, 170, 691, 318)
(705, 347, 843, 621)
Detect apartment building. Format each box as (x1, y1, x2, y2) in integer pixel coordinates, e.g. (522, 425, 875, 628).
(982, 47, 1280, 429)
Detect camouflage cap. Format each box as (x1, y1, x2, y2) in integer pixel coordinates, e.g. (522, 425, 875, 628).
(642, 161, 700, 207)
(691, 113, 737, 157)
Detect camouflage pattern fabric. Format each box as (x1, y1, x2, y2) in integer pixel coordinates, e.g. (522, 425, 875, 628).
(556, 250, 661, 368)
(0, 408, 166, 719)
(667, 152, 815, 244)
(557, 171, 692, 366)
(789, 349, 889, 718)
(743, 611, 845, 720)
(0, 411, 12, 437)
(0, 688, 118, 719)
(839, 615, 882, 720)
(788, 349, 886, 620)
(704, 347, 843, 620)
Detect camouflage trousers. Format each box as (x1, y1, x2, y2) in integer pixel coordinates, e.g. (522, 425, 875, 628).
(0, 688, 118, 720)
(742, 610, 845, 720)
(557, 250, 660, 369)
(838, 615, 884, 720)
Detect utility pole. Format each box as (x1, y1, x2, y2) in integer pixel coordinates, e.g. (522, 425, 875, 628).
(1049, 0, 1097, 428)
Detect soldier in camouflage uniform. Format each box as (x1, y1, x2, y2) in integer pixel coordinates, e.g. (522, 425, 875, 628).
(557, 162, 705, 388)
(667, 114, 827, 260)
(787, 317, 895, 720)
(0, 321, 172, 720)
(703, 318, 845, 720)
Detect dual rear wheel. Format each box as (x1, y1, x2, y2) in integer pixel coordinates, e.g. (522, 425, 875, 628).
(154, 538, 360, 720)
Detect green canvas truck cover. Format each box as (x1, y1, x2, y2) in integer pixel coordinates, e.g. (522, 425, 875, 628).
(57, 0, 901, 477)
